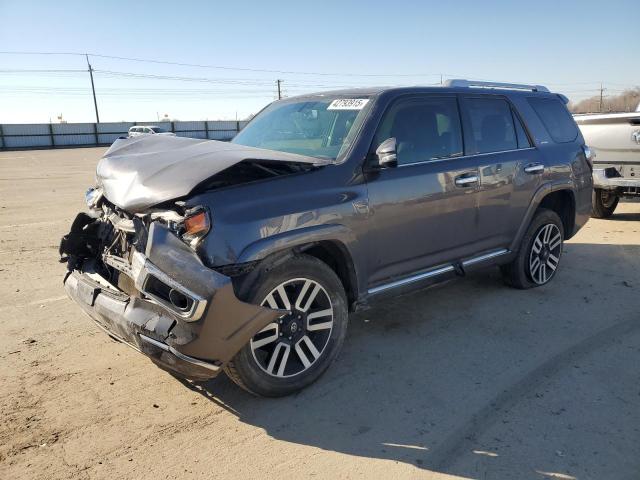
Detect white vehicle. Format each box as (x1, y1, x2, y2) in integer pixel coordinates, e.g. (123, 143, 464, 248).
(128, 125, 176, 138)
(574, 106, 640, 218)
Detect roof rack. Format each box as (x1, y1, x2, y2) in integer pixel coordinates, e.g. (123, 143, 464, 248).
(445, 79, 550, 93)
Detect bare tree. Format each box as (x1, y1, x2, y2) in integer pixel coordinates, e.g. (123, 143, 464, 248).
(569, 87, 640, 114)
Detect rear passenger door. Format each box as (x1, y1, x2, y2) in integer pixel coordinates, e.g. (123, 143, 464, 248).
(459, 95, 542, 250)
(365, 95, 482, 287)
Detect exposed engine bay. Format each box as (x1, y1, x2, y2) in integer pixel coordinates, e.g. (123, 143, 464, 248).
(59, 198, 188, 300)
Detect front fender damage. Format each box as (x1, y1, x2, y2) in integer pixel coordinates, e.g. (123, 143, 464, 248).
(143, 222, 284, 366)
(62, 217, 283, 380)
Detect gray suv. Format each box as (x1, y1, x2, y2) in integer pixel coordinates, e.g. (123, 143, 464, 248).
(60, 80, 592, 396)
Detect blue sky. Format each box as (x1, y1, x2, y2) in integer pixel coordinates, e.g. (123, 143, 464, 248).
(0, 0, 637, 123)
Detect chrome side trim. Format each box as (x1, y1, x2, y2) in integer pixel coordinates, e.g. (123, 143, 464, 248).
(462, 249, 509, 268)
(368, 265, 455, 295)
(524, 164, 545, 174)
(139, 334, 221, 373)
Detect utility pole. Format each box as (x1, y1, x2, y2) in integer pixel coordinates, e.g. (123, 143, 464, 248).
(276, 79, 282, 100)
(86, 54, 100, 123)
(599, 83, 605, 113)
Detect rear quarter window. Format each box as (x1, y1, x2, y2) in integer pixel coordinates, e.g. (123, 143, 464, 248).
(527, 97, 578, 143)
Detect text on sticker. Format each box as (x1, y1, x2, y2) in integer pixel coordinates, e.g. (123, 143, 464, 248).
(327, 99, 370, 110)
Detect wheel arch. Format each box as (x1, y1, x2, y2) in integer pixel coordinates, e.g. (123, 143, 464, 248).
(538, 189, 576, 239)
(511, 183, 577, 251)
(300, 241, 359, 312)
(236, 225, 361, 311)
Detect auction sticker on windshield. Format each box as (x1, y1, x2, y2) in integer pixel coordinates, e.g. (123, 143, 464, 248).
(327, 98, 369, 110)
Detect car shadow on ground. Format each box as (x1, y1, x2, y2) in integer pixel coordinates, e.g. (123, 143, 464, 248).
(606, 212, 640, 222)
(177, 242, 640, 479)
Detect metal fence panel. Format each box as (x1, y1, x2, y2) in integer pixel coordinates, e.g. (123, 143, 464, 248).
(2, 123, 53, 148)
(52, 123, 94, 134)
(209, 120, 239, 131)
(176, 130, 208, 139)
(175, 121, 204, 131)
(208, 130, 237, 140)
(97, 133, 124, 144)
(4, 135, 52, 148)
(1, 120, 244, 149)
(2, 124, 51, 135)
(97, 122, 134, 134)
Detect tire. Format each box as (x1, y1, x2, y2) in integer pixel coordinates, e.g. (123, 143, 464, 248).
(224, 254, 348, 397)
(501, 209, 564, 289)
(591, 188, 619, 218)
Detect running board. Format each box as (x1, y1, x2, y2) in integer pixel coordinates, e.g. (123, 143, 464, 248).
(461, 249, 509, 268)
(367, 249, 509, 296)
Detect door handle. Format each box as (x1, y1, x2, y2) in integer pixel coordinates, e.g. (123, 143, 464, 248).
(524, 163, 545, 174)
(455, 174, 479, 187)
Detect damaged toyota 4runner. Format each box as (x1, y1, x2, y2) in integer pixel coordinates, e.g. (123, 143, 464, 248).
(60, 80, 592, 396)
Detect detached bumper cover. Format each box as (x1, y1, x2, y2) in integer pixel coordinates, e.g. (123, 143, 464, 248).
(63, 222, 282, 380)
(64, 271, 221, 380)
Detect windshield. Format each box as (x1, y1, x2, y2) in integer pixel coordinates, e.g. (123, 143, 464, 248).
(232, 96, 372, 162)
(150, 127, 167, 133)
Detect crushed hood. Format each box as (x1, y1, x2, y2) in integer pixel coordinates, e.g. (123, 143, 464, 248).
(96, 135, 329, 212)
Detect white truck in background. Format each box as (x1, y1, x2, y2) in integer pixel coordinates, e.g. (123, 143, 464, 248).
(575, 103, 640, 218)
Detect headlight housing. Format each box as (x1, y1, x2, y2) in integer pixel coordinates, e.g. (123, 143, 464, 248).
(181, 207, 211, 246)
(85, 186, 103, 209)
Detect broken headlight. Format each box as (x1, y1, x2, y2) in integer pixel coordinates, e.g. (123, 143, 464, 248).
(181, 207, 211, 247)
(85, 186, 104, 209)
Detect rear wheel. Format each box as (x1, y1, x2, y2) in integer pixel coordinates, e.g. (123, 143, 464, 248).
(224, 255, 348, 397)
(501, 209, 564, 289)
(591, 189, 619, 218)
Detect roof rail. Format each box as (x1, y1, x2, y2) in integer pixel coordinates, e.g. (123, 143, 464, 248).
(445, 79, 550, 93)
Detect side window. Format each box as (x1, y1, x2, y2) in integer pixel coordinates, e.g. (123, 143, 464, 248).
(528, 97, 578, 143)
(143, 127, 151, 133)
(374, 96, 463, 165)
(463, 97, 518, 154)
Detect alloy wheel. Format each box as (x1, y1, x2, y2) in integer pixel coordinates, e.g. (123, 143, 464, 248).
(528, 223, 562, 285)
(250, 278, 334, 378)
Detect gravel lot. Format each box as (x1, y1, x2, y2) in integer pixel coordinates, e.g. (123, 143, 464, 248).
(1, 147, 639, 480)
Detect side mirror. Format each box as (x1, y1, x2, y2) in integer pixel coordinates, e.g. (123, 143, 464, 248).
(375, 137, 398, 168)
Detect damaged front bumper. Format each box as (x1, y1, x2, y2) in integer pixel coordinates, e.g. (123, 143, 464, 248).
(63, 220, 282, 381)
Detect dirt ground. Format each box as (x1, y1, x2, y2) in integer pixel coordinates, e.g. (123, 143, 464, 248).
(0, 147, 638, 480)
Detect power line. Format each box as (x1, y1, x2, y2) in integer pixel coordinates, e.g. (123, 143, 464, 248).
(0, 50, 443, 78)
(0, 68, 86, 73)
(1, 54, 638, 90)
(2, 51, 638, 119)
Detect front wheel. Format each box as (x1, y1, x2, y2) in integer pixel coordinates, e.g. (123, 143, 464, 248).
(501, 209, 564, 289)
(591, 189, 619, 218)
(224, 255, 348, 397)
